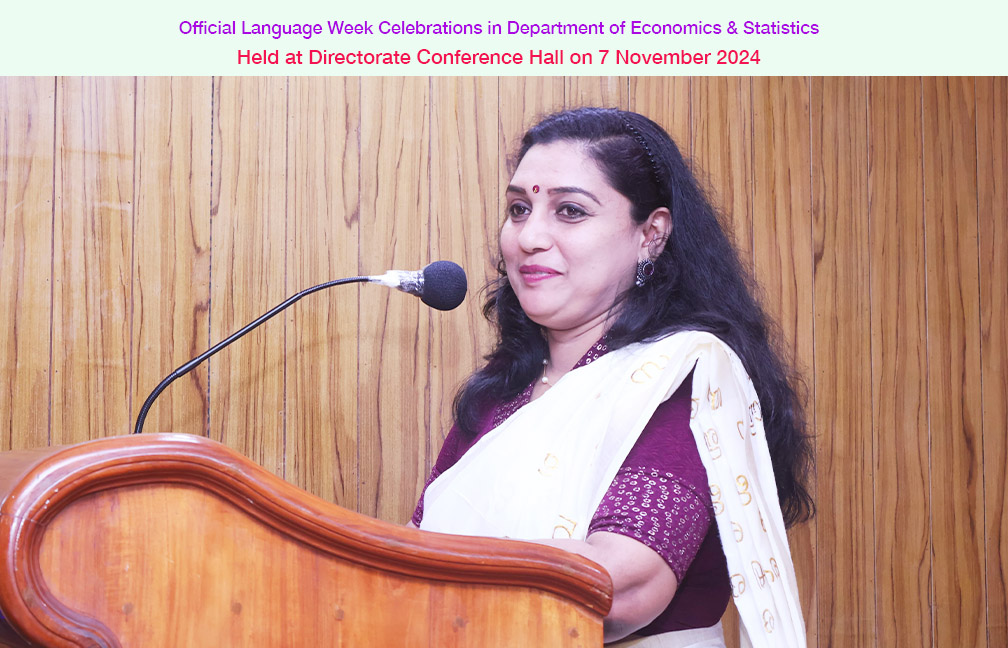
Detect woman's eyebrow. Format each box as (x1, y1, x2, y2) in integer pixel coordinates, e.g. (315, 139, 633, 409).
(505, 184, 602, 206)
(548, 186, 601, 205)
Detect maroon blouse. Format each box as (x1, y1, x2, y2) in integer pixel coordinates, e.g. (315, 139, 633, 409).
(412, 341, 730, 633)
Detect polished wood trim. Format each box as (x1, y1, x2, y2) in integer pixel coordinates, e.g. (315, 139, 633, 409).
(0, 434, 611, 646)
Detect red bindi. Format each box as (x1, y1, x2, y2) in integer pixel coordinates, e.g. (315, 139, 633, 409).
(532, 184, 540, 193)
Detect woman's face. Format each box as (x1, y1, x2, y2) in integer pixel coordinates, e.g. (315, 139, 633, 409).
(501, 140, 647, 336)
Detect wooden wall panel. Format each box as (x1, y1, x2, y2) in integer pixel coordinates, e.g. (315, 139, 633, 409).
(869, 77, 932, 647)
(978, 76, 1008, 648)
(922, 76, 985, 648)
(811, 77, 874, 645)
(210, 77, 288, 475)
(630, 77, 691, 155)
(429, 78, 500, 457)
(566, 76, 628, 109)
(51, 77, 135, 445)
(498, 77, 565, 173)
(131, 77, 212, 438)
(358, 77, 431, 522)
(689, 78, 753, 271)
(751, 77, 817, 647)
(285, 77, 361, 506)
(0, 78, 54, 450)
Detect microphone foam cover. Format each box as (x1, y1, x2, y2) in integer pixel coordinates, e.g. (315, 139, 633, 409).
(421, 261, 468, 311)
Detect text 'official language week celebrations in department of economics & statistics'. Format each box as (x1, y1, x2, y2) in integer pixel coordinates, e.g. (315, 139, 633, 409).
(177, 18, 821, 68)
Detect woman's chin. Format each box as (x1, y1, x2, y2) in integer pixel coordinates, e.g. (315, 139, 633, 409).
(521, 308, 557, 329)
(514, 291, 556, 319)
(522, 310, 588, 335)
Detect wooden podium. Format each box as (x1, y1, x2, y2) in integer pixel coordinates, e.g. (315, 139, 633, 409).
(0, 434, 611, 647)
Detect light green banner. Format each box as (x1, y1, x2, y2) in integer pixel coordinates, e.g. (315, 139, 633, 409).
(1, 0, 1004, 75)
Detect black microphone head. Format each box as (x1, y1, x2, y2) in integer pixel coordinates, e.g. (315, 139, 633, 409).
(421, 261, 467, 311)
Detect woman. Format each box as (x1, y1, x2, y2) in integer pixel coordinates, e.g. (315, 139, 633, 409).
(411, 108, 814, 647)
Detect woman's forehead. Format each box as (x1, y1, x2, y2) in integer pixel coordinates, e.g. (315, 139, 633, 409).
(510, 141, 608, 188)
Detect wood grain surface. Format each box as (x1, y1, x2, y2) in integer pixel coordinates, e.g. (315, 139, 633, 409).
(869, 77, 932, 648)
(358, 77, 431, 522)
(210, 77, 288, 476)
(429, 78, 499, 464)
(0, 434, 610, 647)
(132, 77, 212, 439)
(751, 77, 817, 648)
(978, 76, 1008, 648)
(811, 77, 873, 645)
(689, 78, 753, 271)
(631, 77, 690, 156)
(51, 77, 135, 446)
(567, 76, 628, 110)
(285, 77, 361, 508)
(922, 76, 985, 648)
(1, 76, 1004, 646)
(0, 78, 54, 451)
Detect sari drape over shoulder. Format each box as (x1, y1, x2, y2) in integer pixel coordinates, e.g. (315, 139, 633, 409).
(421, 331, 806, 648)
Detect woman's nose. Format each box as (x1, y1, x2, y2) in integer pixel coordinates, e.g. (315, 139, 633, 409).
(516, 209, 553, 252)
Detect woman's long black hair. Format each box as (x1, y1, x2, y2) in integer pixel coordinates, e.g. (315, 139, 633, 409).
(453, 107, 815, 526)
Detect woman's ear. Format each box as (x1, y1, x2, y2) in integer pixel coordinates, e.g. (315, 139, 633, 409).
(640, 207, 672, 259)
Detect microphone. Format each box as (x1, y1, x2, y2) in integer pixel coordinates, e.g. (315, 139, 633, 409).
(133, 261, 467, 435)
(367, 260, 468, 311)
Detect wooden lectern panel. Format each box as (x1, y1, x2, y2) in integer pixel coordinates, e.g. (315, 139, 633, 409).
(0, 435, 611, 647)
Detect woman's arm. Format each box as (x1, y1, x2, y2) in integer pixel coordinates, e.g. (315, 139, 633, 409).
(537, 531, 678, 642)
(410, 521, 675, 640)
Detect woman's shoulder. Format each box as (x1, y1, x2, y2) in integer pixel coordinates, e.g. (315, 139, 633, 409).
(622, 369, 706, 482)
(615, 330, 749, 381)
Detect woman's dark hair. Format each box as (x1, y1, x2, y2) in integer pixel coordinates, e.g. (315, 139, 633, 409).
(453, 107, 814, 526)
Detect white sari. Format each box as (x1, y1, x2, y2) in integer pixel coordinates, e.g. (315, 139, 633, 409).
(421, 331, 806, 647)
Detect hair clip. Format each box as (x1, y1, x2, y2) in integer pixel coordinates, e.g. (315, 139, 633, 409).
(620, 116, 663, 191)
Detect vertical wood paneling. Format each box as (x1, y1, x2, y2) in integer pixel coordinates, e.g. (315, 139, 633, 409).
(358, 77, 430, 522)
(131, 77, 212, 437)
(285, 78, 361, 507)
(51, 77, 135, 445)
(811, 77, 874, 645)
(690, 78, 754, 272)
(210, 77, 288, 475)
(566, 76, 628, 109)
(751, 77, 817, 647)
(922, 76, 985, 648)
(630, 77, 691, 154)
(429, 78, 499, 457)
(0, 78, 54, 450)
(978, 76, 1008, 648)
(869, 76, 932, 648)
(498, 78, 565, 172)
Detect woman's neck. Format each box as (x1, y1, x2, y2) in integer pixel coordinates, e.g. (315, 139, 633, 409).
(545, 332, 597, 375)
(538, 318, 608, 388)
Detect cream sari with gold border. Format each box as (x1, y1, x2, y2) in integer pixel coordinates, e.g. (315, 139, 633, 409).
(421, 332, 806, 647)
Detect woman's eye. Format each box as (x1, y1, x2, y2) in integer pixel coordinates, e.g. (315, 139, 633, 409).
(507, 203, 531, 220)
(557, 204, 587, 220)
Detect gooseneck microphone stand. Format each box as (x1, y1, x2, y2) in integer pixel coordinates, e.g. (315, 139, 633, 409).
(132, 276, 368, 436)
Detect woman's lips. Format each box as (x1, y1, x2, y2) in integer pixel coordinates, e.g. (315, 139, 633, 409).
(518, 264, 561, 284)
